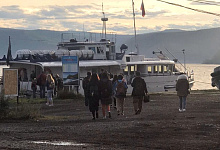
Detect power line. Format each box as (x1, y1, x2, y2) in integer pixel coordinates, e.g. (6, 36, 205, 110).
(188, 0, 220, 6)
(157, 0, 220, 17)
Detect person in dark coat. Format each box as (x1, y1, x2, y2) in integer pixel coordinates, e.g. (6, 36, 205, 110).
(31, 78, 37, 98)
(82, 72, 91, 106)
(37, 71, 47, 98)
(88, 73, 100, 120)
(176, 74, 189, 112)
(131, 71, 148, 115)
(99, 72, 113, 119)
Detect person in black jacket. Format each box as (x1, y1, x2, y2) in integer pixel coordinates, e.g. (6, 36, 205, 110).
(82, 72, 91, 106)
(99, 72, 113, 119)
(131, 71, 148, 115)
(88, 73, 100, 120)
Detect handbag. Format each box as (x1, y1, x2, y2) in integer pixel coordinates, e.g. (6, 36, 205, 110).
(144, 94, 150, 103)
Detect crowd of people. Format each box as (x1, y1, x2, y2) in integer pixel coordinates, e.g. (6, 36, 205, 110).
(28, 68, 189, 115)
(30, 71, 63, 106)
(82, 70, 149, 120)
(82, 69, 190, 119)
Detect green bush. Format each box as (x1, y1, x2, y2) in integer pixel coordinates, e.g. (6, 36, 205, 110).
(0, 89, 10, 119)
(0, 88, 41, 120)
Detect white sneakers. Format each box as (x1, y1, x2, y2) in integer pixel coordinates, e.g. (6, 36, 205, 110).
(179, 109, 186, 112)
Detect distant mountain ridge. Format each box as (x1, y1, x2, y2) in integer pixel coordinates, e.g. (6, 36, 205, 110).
(0, 27, 220, 64)
(125, 27, 220, 63)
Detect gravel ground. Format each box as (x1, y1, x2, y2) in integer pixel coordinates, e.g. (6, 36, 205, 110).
(0, 90, 220, 150)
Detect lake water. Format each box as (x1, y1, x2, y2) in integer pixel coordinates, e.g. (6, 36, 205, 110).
(182, 64, 218, 90)
(0, 64, 219, 90)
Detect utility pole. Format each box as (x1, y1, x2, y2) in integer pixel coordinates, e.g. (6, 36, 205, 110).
(182, 49, 186, 73)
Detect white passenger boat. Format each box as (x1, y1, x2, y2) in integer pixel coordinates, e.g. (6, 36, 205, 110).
(0, 5, 194, 95)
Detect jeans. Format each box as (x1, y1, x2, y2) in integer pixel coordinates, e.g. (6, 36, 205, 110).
(179, 96, 186, 110)
(47, 90, 53, 101)
(32, 88, 36, 98)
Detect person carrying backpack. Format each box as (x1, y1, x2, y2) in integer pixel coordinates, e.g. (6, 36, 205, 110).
(99, 72, 113, 119)
(113, 74, 128, 116)
(131, 71, 148, 115)
(88, 73, 100, 120)
(82, 72, 91, 106)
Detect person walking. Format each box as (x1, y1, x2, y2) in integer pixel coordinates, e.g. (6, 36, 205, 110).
(88, 73, 100, 120)
(176, 74, 190, 112)
(99, 72, 113, 119)
(46, 74, 55, 106)
(82, 72, 92, 106)
(131, 71, 148, 115)
(114, 74, 128, 115)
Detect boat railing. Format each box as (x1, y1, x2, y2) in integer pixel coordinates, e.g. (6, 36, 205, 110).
(60, 32, 117, 43)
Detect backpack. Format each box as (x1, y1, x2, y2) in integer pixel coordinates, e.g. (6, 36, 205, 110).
(116, 81, 126, 97)
(89, 85, 99, 97)
(132, 78, 146, 96)
(100, 80, 112, 98)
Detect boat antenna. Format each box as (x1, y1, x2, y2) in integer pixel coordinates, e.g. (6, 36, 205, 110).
(101, 3, 108, 39)
(132, 0, 139, 54)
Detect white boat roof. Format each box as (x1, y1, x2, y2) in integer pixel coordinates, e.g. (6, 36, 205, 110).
(38, 60, 124, 67)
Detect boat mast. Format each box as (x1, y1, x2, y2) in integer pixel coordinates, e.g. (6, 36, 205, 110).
(101, 3, 108, 39)
(132, 0, 139, 54)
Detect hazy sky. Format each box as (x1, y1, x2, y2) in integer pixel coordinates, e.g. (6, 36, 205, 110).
(1, 0, 220, 34)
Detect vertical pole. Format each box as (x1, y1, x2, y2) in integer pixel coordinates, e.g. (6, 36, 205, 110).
(132, 0, 138, 55)
(182, 49, 186, 73)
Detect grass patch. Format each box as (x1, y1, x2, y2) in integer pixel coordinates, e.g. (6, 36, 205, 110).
(6, 103, 41, 120)
(57, 90, 83, 99)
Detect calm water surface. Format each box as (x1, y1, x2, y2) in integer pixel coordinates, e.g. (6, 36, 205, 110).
(185, 64, 219, 90)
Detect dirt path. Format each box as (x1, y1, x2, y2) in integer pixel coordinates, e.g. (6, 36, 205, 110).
(0, 90, 220, 150)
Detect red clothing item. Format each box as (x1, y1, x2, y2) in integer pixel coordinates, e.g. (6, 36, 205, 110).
(37, 73, 47, 85)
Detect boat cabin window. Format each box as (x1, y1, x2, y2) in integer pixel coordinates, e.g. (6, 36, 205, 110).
(164, 65, 168, 73)
(89, 47, 96, 53)
(159, 65, 163, 73)
(97, 46, 104, 54)
(153, 65, 158, 73)
(126, 57, 130, 62)
(111, 46, 115, 53)
(123, 66, 128, 75)
(68, 46, 84, 50)
(148, 66, 152, 73)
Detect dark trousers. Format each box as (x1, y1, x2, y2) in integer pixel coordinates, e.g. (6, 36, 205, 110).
(40, 85, 45, 98)
(32, 88, 37, 98)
